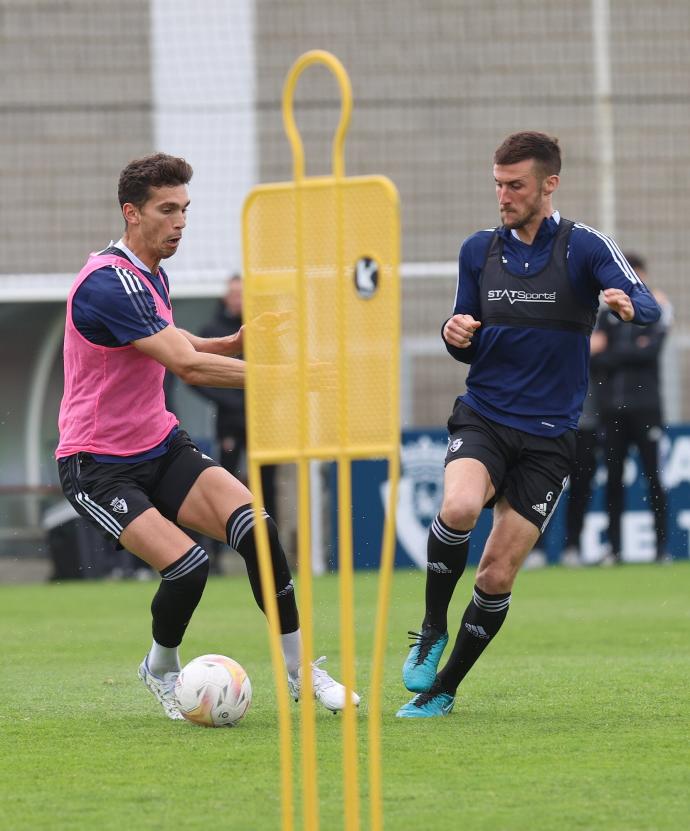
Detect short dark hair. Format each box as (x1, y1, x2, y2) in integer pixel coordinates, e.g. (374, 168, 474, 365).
(118, 152, 193, 208)
(494, 132, 561, 177)
(623, 252, 646, 272)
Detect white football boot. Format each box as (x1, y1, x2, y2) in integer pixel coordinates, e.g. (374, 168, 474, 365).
(137, 656, 184, 720)
(287, 656, 361, 713)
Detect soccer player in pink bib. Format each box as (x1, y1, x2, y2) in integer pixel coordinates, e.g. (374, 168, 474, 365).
(56, 153, 357, 718)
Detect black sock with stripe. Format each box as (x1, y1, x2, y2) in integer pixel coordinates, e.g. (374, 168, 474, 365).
(422, 514, 471, 633)
(150, 544, 209, 648)
(226, 504, 299, 634)
(436, 585, 511, 695)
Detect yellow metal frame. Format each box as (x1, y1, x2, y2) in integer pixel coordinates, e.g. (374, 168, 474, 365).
(242, 50, 400, 831)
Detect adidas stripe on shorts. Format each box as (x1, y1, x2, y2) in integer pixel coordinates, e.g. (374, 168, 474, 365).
(58, 429, 220, 544)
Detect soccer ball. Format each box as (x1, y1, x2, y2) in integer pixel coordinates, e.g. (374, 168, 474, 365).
(174, 654, 252, 727)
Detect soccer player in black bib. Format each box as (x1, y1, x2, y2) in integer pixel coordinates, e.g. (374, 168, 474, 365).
(397, 132, 661, 717)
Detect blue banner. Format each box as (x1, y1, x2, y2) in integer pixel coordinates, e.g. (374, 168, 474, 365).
(330, 426, 690, 569)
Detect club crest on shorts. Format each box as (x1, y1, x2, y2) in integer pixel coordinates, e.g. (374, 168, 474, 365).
(448, 438, 463, 453)
(110, 497, 128, 514)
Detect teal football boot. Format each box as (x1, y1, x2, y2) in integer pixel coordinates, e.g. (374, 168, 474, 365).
(402, 625, 449, 692)
(396, 685, 455, 719)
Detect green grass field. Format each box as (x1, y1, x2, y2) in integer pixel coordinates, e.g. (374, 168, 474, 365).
(2, 563, 689, 831)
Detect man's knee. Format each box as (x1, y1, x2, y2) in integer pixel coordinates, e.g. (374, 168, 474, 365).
(159, 549, 210, 593)
(440, 497, 483, 531)
(475, 558, 515, 594)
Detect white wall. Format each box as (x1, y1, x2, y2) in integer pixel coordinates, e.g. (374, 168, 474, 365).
(150, 0, 256, 277)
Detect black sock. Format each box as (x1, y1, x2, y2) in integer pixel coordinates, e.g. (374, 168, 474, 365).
(151, 544, 209, 647)
(227, 504, 299, 634)
(422, 514, 470, 633)
(436, 585, 511, 695)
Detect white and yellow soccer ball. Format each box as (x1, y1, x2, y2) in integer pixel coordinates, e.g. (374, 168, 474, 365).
(174, 654, 252, 727)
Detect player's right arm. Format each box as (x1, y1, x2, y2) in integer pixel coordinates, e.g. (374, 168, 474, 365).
(441, 232, 488, 363)
(443, 314, 481, 348)
(74, 266, 246, 388)
(133, 325, 246, 388)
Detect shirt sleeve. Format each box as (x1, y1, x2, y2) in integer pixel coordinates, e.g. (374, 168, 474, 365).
(72, 266, 169, 346)
(442, 232, 489, 363)
(570, 226, 661, 325)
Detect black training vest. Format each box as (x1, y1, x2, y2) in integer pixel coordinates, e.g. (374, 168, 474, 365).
(478, 219, 596, 335)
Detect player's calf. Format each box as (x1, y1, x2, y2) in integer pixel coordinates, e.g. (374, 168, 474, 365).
(141, 544, 209, 719)
(150, 544, 210, 648)
(226, 504, 299, 633)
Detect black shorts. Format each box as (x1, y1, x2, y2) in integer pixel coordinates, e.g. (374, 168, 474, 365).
(445, 401, 576, 531)
(58, 430, 220, 544)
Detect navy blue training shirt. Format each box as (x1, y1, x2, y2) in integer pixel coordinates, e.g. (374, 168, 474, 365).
(71, 241, 177, 462)
(445, 212, 661, 437)
(72, 242, 171, 347)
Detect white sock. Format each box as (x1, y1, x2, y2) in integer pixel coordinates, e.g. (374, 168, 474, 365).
(147, 640, 180, 677)
(281, 629, 302, 678)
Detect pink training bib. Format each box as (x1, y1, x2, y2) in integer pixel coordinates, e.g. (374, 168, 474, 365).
(55, 253, 179, 458)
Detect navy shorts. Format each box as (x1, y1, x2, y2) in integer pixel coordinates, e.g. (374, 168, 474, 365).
(58, 430, 220, 544)
(445, 401, 576, 531)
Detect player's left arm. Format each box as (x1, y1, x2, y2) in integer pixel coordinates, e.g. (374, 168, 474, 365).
(178, 327, 244, 357)
(598, 291, 671, 370)
(178, 308, 295, 357)
(572, 227, 661, 325)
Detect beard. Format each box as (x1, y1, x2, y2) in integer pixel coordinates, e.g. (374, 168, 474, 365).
(501, 202, 541, 230)
(500, 188, 544, 230)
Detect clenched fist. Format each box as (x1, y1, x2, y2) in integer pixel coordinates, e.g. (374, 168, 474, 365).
(602, 288, 634, 322)
(443, 314, 482, 348)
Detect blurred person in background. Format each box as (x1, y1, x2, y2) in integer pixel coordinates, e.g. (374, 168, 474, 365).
(192, 274, 278, 523)
(558, 327, 607, 567)
(397, 132, 661, 719)
(523, 348, 604, 571)
(592, 253, 672, 565)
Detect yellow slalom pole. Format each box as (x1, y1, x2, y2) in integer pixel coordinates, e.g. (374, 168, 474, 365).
(330, 56, 360, 827)
(335, 92, 358, 826)
(283, 49, 358, 831)
(290, 59, 320, 826)
(249, 461, 294, 831)
(368, 451, 400, 831)
(295, 174, 318, 830)
(297, 456, 319, 831)
(337, 456, 360, 831)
